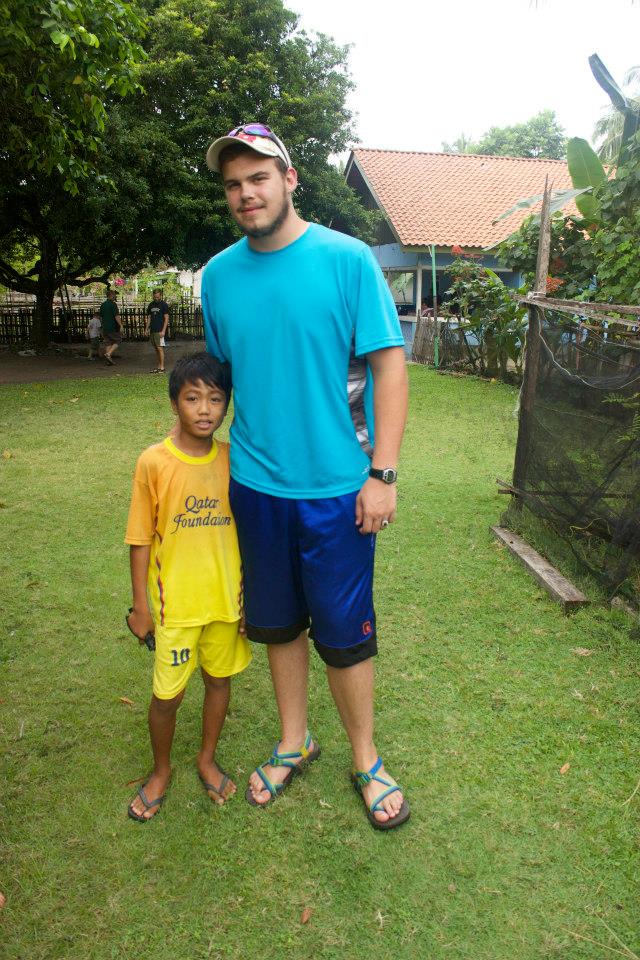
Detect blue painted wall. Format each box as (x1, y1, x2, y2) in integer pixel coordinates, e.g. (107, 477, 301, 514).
(372, 243, 522, 358)
(372, 243, 521, 291)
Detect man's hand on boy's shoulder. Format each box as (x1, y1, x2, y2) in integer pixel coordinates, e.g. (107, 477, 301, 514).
(126, 606, 155, 644)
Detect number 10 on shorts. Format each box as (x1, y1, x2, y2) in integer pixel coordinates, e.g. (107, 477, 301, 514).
(171, 648, 191, 667)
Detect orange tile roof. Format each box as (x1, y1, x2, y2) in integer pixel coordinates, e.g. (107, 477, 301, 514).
(349, 149, 575, 249)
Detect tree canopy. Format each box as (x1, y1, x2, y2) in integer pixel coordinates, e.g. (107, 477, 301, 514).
(442, 110, 567, 160)
(0, 0, 377, 344)
(0, 0, 145, 191)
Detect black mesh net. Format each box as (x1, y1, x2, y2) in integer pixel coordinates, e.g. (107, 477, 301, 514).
(503, 310, 640, 605)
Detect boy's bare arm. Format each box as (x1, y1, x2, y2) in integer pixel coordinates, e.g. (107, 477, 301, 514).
(127, 544, 154, 641)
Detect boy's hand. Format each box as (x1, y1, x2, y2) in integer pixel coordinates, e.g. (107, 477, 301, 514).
(126, 606, 155, 645)
(239, 611, 246, 636)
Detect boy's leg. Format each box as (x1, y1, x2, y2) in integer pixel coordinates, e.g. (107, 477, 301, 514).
(198, 671, 234, 803)
(198, 620, 251, 803)
(325, 658, 404, 825)
(129, 623, 198, 818)
(247, 630, 312, 804)
(129, 690, 184, 819)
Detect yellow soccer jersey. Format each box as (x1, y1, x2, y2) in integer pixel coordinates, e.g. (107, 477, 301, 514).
(125, 438, 241, 627)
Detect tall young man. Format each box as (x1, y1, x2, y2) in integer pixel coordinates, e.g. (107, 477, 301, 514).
(201, 123, 409, 829)
(145, 288, 170, 373)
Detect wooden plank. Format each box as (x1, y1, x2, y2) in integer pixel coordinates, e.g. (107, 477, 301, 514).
(491, 525, 590, 613)
(515, 296, 640, 330)
(515, 295, 640, 317)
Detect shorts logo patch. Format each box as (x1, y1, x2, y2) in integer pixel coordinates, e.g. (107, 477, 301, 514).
(361, 620, 373, 637)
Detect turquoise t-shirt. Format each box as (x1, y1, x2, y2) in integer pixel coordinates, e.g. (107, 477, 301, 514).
(201, 223, 404, 498)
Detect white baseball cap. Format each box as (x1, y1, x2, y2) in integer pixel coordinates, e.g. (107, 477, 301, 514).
(206, 123, 292, 173)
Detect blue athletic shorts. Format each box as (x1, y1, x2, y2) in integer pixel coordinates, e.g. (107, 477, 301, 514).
(229, 479, 378, 668)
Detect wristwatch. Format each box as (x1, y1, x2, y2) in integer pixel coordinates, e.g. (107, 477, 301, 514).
(369, 466, 398, 484)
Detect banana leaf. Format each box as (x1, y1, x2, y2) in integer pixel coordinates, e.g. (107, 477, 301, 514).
(589, 53, 640, 161)
(492, 187, 588, 224)
(566, 137, 607, 221)
(566, 137, 607, 189)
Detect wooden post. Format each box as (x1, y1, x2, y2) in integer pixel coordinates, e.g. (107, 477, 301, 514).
(431, 244, 440, 367)
(512, 178, 553, 508)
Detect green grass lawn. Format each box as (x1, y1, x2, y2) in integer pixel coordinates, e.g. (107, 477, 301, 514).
(1, 366, 639, 960)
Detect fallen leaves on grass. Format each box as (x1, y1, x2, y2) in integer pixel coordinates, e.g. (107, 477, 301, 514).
(448, 883, 457, 893)
(0, 892, 6, 910)
(319, 799, 332, 809)
(2, 450, 13, 460)
(560, 762, 571, 775)
(69, 397, 79, 404)
(300, 907, 312, 925)
(119, 696, 134, 707)
(126, 775, 146, 787)
(375, 910, 387, 929)
(572, 647, 593, 657)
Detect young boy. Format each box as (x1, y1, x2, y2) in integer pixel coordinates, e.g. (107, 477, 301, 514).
(125, 352, 251, 821)
(86, 312, 101, 359)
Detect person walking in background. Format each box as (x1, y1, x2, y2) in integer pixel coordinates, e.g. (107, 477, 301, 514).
(86, 312, 101, 360)
(100, 290, 122, 366)
(145, 288, 170, 373)
(201, 122, 410, 830)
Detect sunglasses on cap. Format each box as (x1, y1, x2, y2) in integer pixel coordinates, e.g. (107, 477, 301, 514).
(225, 123, 292, 167)
(228, 123, 275, 138)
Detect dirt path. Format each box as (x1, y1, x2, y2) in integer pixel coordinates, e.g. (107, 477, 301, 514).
(0, 340, 207, 385)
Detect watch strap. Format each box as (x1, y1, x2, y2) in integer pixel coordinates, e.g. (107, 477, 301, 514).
(369, 466, 397, 484)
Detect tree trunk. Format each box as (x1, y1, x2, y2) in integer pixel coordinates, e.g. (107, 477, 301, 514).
(484, 330, 499, 378)
(33, 239, 59, 347)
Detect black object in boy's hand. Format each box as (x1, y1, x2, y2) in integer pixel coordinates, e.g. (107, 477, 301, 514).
(126, 608, 156, 651)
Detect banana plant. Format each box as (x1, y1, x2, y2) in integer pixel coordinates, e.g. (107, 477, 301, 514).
(589, 54, 640, 163)
(494, 55, 636, 228)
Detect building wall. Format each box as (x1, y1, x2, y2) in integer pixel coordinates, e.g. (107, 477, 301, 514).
(372, 243, 522, 358)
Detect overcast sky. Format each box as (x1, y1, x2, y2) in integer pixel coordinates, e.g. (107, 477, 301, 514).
(289, 0, 639, 153)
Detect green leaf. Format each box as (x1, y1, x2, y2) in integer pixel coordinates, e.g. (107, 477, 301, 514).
(566, 137, 607, 190)
(493, 187, 589, 225)
(589, 54, 629, 114)
(492, 192, 544, 223)
(575, 191, 600, 222)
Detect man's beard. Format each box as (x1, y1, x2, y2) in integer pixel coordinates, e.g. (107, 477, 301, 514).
(235, 188, 290, 239)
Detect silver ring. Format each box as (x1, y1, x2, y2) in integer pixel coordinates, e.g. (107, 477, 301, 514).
(381, 519, 389, 528)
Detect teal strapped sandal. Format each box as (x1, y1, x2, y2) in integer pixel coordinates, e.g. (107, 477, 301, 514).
(351, 757, 410, 831)
(246, 732, 321, 807)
